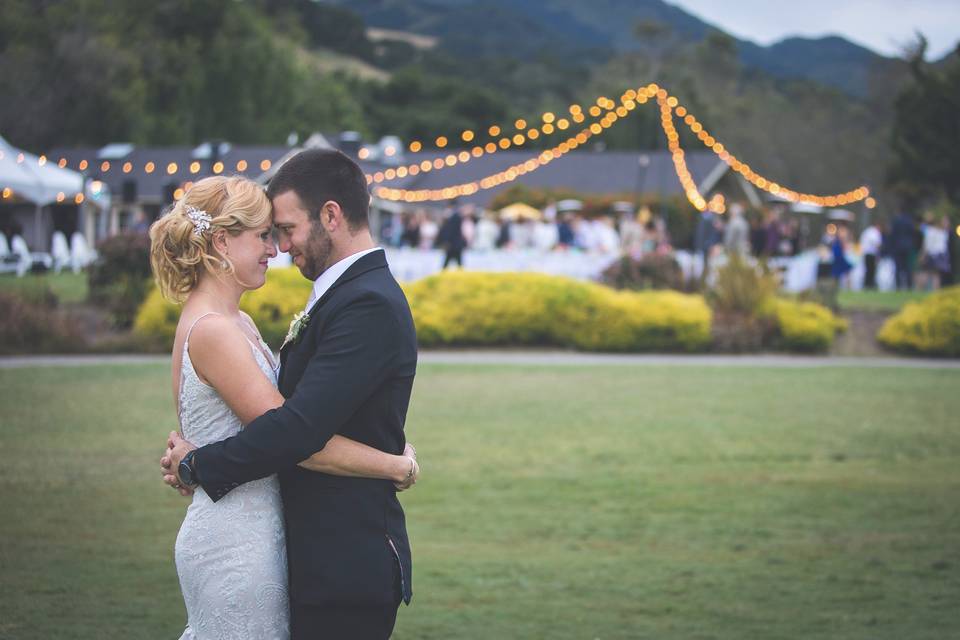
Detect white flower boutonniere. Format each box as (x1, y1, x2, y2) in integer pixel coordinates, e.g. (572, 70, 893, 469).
(283, 311, 310, 348)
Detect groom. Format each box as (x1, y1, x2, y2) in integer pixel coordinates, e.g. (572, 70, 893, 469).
(164, 148, 417, 639)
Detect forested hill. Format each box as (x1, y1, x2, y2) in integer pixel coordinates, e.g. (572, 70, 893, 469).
(0, 0, 933, 200)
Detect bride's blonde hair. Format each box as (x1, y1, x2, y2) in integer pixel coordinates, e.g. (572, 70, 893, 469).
(149, 176, 271, 302)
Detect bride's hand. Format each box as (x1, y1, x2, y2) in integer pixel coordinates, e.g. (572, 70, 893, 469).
(394, 444, 419, 491)
(160, 430, 195, 497)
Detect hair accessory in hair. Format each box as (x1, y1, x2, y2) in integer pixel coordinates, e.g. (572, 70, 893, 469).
(185, 205, 212, 236)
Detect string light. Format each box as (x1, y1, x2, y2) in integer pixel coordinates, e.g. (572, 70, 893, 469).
(368, 87, 662, 184)
(665, 94, 869, 208)
(372, 82, 867, 205)
(6, 83, 868, 209)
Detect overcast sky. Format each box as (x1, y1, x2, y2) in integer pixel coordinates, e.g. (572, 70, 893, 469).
(669, 0, 960, 59)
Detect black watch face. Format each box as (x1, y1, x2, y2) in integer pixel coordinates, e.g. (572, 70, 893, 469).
(178, 457, 194, 486)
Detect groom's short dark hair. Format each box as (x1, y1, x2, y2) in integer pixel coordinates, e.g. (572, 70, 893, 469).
(267, 148, 370, 230)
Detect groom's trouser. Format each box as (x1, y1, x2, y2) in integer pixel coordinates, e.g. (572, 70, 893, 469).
(290, 601, 399, 640)
(290, 570, 403, 640)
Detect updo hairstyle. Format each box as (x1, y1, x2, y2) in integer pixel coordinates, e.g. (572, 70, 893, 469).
(149, 176, 271, 302)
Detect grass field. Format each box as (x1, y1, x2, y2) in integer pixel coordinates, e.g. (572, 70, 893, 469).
(0, 271, 88, 304)
(837, 289, 931, 312)
(1, 363, 958, 639)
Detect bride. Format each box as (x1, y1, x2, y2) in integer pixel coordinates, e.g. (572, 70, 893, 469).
(150, 176, 418, 639)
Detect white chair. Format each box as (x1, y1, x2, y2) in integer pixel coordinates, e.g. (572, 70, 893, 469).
(70, 232, 96, 272)
(11, 235, 53, 276)
(51, 231, 71, 273)
(11, 235, 33, 276)
(0, 234, 19, 275)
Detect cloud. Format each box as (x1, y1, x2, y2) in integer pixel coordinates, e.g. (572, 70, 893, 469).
(668, 0, 960, 58)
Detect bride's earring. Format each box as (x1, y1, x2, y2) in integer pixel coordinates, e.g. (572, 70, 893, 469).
(220, 259, 229, 271)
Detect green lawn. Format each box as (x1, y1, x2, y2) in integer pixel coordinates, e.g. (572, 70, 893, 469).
(1, 363, 958, 639)
(0, 271, 88, 304)
(837, 289, 931, 312)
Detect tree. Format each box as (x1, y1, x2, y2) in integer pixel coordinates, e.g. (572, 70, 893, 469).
(888, 39, 960, 205)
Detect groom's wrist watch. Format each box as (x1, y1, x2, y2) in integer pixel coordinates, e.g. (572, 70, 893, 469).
(178, 451, 199, 487)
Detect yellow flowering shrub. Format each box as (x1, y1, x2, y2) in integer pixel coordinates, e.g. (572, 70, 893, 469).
(239, 267, 313, 346)
(132, 285, 181, 346)
(134, 267, 845, 354)
(401, 271, 713, 352)
(760, 297, 848, 352)
(878, 286, 960, 357)
(133, 268, 313, 349)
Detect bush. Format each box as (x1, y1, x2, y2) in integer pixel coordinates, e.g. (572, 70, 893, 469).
(0, 291, 86, 354)
(600, 253, 684, 291)
(760, 297, 848, 352)
(877, 286, 960, 357)
(401, 271, 713, 352)
(709, 255, 778, 315)
(88, 233, 153, 328)
(134, 267, 313, 350)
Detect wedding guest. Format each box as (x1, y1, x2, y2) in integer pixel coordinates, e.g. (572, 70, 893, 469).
(831, 225, 853, 288)
(473, 211, 500, 251)
(890, 209, 916, 290)
(917, 213, 949, 291)
(418, 210, 438, 250)
(859, 220, 883, 290)
(723, 202, 750, 257)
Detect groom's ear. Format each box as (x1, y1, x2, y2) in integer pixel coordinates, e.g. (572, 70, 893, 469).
(320, 200, 345, 232)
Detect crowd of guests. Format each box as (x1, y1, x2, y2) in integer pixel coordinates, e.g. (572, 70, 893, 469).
(377, 201, 675, 264)
(851, 212, 955, 290)
(375, 199, 957, 291)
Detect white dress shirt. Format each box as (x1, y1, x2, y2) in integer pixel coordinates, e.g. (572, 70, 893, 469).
(302, 247, 383, 314)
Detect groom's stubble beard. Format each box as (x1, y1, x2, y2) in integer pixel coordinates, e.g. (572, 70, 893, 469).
(299, 218, 335, 281)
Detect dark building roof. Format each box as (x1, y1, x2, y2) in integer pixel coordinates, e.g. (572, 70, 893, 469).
(364, 149, 724, 206)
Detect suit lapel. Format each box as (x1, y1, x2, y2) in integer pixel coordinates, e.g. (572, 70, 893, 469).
(276, 250, 389, 390)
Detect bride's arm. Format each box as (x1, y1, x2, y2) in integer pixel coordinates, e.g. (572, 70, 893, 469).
(189, 316, 415, 485)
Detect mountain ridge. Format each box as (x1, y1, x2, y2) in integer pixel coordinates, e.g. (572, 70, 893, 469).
(326, 0, 895, 97)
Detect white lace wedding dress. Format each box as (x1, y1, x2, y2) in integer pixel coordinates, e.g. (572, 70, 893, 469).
(174, 314, 289, 639)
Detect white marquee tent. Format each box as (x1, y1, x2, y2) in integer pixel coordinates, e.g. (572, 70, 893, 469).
(0, 135, 87, 205)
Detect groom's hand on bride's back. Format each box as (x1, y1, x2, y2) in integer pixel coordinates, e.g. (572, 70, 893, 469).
(160, 430, 197, 497)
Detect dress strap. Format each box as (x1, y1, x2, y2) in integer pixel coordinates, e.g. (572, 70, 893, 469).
(184, 311, 222, 346)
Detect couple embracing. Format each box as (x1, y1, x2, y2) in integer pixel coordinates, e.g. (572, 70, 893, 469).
(155, 149, 418, 639)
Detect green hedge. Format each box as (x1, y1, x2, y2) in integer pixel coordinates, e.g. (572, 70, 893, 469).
(401, 271, 713, 352)
(877, 286, 960, 357)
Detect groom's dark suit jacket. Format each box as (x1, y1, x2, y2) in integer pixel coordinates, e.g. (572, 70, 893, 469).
(193, 250, 416, 607)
